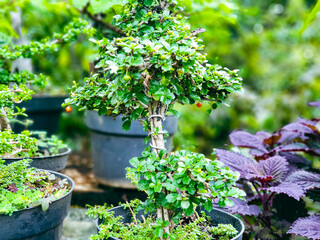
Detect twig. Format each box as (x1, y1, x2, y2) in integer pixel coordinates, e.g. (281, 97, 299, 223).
(80, 3, 125, 36)
(125, 201, 138, 225)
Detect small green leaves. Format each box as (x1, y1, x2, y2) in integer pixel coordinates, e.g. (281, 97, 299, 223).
(65, 1, 242, 130)
(127, 149, 245, 218)
(0, 160, 70, 215)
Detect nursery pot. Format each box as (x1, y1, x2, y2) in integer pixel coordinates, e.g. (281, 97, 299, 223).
(3, 147, 71, 172)
(0, 170, 74, 240)
(12, 95, 66, 135)
(85, 110, 179, 189)
(95, 206, 245, 240)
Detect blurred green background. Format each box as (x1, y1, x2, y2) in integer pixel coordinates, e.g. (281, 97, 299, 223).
(1, 0, 319, 156)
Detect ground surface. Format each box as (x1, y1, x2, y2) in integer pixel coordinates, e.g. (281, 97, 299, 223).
(60, 151, 146, 239)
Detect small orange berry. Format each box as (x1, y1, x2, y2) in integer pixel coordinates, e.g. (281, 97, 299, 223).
(66, 106, 72, 113)
(196, 102, 202, 108)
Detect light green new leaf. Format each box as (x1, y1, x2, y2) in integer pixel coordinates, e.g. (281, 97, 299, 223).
(300, 0, 320, 34)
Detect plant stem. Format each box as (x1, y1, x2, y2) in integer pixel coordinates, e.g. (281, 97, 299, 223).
(147, 100, 170, 239)
(0, 108, 12, 131)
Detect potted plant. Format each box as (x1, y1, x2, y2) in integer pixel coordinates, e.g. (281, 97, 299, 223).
(0, 18, 92, 240)
(0, 159, 74, 239)
(213, 102, 320, 240)
(65, 0, 245, 239)
(85, 110, 178, 188)
(0, 18, 93, 171)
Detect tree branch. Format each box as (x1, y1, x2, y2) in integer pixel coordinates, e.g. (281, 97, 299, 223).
(80, 3, 125, 36)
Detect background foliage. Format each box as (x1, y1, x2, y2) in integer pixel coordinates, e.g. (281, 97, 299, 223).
(1, 0, 319, 155)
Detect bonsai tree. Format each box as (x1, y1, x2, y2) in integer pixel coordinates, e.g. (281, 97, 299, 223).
(0, 18, 93, 158)
(66, 0, 244, 238)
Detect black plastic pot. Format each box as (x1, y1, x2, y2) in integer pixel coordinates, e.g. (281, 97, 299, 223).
(12, 95, 66, 135)
(3, 147, 71, 172)
(96, 206, 245, 240)
(0, 170, 74, 240)
(86, 111, 179, 188)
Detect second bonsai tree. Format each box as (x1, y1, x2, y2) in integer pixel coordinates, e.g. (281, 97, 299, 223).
(66, 0, 245, 238)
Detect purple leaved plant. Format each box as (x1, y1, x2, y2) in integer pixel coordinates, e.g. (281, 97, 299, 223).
(288, 215, 320, 240)
(213, 102, 320, 240)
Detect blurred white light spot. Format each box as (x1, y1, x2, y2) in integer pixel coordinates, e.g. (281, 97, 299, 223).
(270, 4, 284, 14)
(304, 49, 314, 59)
(253, 24, 264, 34)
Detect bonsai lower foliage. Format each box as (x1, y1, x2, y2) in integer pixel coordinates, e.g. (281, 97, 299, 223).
(0, 130, 67, 158)
(67, 0, 244, 239)
(0, 159, 71, 215)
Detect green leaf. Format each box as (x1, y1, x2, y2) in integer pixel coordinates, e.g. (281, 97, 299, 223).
(204, 200, 213, 212)
(136, 92, 150, 105)
(130, 108, 143, 120)
(188, 184, 196, 195)
(122, 120, 131, 131)
(225, 198, 234, 207)
(132, 56, 144, 66)
(154, 183, 162, 193)
(40, 198, 50, 212)
(162, 182, 176, 191)
(137, 179, 150, 190)
(166, 193, 178, 203)
(182, 175, 191, 184)
(181, 200, 190, 209)
(144, 0, 153, 7)
(129, 158, 139, 168)
(300, 0, 320, 34)
(155, 226, 164, 237)
(214, 180, 225, 189)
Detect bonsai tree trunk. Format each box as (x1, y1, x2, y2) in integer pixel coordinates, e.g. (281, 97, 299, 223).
(0, 108, 11, 131)
(147, 100, 170, 238)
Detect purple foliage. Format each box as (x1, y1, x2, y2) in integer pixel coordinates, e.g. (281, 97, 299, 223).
(214, 149, 254, 178)
(255, 131, 272, 140)
(285, 170, 320, 191)
(8, 183, 18, 193)
(279, 152, 311, 167)
(287, 215, 320, 240)
(222, 198, 262, 216)
(308, 101, 320, 108)
(229, 117, 320, 163)
(229, 131, 267, 152)
(215, 104, 320, 239)
(216, 149, 289, 183)
(258, 156, 288, 181)
(261, 182, 305, 201)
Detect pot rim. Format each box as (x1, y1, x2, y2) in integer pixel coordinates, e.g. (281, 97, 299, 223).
(0, 169, 74, 216)
(2, 147, 71, 161)
(95, 206, 245, 240)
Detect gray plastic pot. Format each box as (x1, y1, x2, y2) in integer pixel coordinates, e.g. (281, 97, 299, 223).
(0, 170, 74, 240)
(3, 147, 71, 172)
(96, 206, 244, 240)
(86, 111, 179, 188)
(12, 95, 67, 136)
